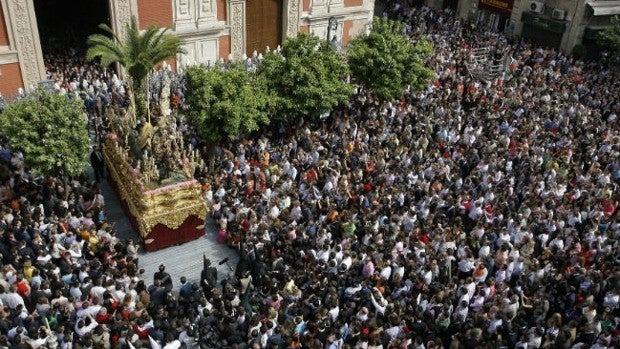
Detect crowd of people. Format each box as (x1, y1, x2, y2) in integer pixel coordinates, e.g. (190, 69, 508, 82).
(0, 1, 618, 349)
(198, 3, 619, 349)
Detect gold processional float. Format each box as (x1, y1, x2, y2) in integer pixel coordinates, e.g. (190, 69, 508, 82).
(102, 68, 207, 251)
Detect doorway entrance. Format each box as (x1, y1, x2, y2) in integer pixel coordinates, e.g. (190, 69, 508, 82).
(245, 0, 283, 56)
(33, 0, 111, 57)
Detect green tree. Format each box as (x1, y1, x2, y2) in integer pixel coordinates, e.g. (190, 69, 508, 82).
(598, 15, 620, 53)
(347, 18, 434, 102)
(259, 32, 353, 121)
(0, 91, 90, 178)
(86, 17, 186, 117)
(184, 64, 272, 143)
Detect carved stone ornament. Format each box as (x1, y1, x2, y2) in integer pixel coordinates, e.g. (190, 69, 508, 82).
(7, 0, 45, 90)
(199, 0, 214, 17)
(178, 0, 190, 17)
(230, 0, 245, 60)
(286, 0, 300, 38)
(113, 0, 133, 41)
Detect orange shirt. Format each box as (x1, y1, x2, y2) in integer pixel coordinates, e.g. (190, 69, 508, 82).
(329, 210, 339, 222)
(261, 152, 270, 167)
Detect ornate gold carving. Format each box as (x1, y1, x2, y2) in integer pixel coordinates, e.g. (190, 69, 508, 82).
(103, 140, 208, 238)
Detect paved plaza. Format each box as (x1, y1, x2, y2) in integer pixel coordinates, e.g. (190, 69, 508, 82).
(98, 176, 239, 292)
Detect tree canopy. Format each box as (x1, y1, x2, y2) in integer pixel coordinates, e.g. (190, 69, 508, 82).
(347, 18, 434, 101)
(598, 15, 620, 53)
(258, 32, 354, 120)
(0, 91, 90, 178)
(86, 17, 186, 116)
(184, 64, 272, 143)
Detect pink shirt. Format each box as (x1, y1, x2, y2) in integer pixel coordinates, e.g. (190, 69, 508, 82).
(362, 261, 375, 278)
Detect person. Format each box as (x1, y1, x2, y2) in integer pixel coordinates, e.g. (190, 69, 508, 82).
(177, 276, 194, 313)
(0, 3, 617, 348)
(153, 264, 172, 291)
(126, 238, 140, 265)
(200, 255, 218, 294)
(90, 145, 105, 182)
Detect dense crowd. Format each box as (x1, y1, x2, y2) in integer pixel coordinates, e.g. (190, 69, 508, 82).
(0, 2, 618, 349)
(199, 4, 619, 349)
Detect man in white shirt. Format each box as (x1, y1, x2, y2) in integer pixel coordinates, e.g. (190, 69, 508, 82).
(74, 314, 99, 338)
(0, 285, 25, 310)
(370, 287, 388, 316)
(89, 279, 107, 304)
(452, 300, 469, 322)
(487, 313, 503, 333)
(458, 256, 474, 279)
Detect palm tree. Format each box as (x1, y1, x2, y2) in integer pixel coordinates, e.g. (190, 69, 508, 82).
(86, 17, 186, 118)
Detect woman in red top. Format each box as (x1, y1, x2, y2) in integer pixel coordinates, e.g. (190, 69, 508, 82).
(601, 199, 617, 217)
(14, 274, 31, 298)
(418, 231, 430, 245)
(132, 318, 151, 340)
(306, 168, 318, 183)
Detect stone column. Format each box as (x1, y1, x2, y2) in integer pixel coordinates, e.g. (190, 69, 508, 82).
(108, 0, 137, 77)
(283, 0, 301, 39)
(228, 0, 246, 60)
(109, 0, 137, 41)
(2, 0, 45, 92)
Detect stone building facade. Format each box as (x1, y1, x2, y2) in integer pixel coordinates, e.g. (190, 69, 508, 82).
(452, 0, 619, 54)
(0, 0, 375, 98)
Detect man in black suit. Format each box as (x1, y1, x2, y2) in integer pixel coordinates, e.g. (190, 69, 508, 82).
(201, 255, 218, 294)
(154, 264, 173, 291)
(90, 145, 105, 182)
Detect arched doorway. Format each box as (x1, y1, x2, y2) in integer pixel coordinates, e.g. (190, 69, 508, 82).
(245, 0, 283, 56)
(33, 0, 111, 56)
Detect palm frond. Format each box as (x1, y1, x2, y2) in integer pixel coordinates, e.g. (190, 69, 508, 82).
(87, 15, 185, 93)
(86, 34, 127, 66)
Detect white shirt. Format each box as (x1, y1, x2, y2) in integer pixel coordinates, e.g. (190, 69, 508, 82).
(74, 317, 99, 338)
(603, 293, 619, 309)
(470, 296, 485, 312)
(76, 304, 102, 319)
(458, 258, 474, 272)
(478, 245, 490, 258)
(453, 305, 468, 322)
(269, 205, 280, 219)
(328, 305, 340, 322)
(0, 292, 25, 309)
(380, 266, 392, 281)
(422, 270, 433, 285)
(90, 286, 106, 303)
(549, 237, 564, 250)
(488, 317, 503, 333)
(370, 291, 387, 315)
